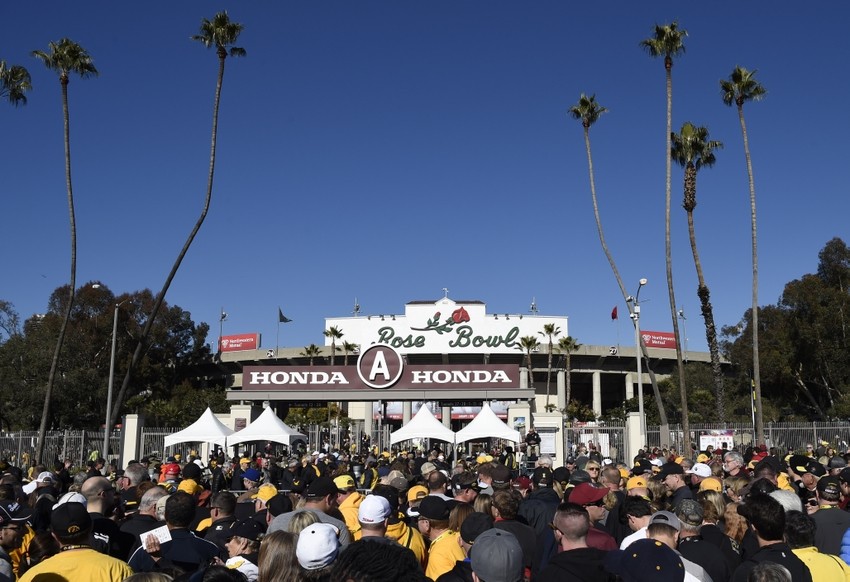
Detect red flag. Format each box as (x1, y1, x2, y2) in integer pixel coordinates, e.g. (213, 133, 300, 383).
(611, 306, 618, 320)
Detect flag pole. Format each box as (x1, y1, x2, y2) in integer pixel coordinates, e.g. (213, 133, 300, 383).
(276, 308, 280, 358)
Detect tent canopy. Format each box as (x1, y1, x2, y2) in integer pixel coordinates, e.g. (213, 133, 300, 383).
(454, 402, 520, 444)
(390, 404, 456, 445)
(228, 406, 307, 447)
(164, 407, 234, 448)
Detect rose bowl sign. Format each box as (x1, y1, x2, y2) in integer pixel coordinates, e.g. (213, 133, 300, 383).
(220, 333, 260, 352)
(243, 344, 519, 392)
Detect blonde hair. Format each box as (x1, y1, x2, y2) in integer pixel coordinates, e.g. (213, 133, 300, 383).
(288, 510, 320, 534)
(724, 502, 748, 544)
(258, 530, 302, 582)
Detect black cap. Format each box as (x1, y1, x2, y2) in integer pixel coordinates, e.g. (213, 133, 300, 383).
(50, 502, 91, 537)
(532, 467, 553, 487)
(267, 494, 293, 517)
(569, 469, 591, 485)
(817, 476, 841, 496)
(553, 467, 570, 484)
(305, 476, 338, 499)
(418, 496, 450, 521)
(228, 518, 265, 542)
(657, 462, 684, 479)
(459, 511, 494, 544)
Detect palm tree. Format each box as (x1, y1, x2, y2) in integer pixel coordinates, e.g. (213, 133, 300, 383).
(323, 326, 344, 366)
(569, 93, 670, 431)
(641, 21, 691, 454)
(0, 61, 32, 106)
(557, 336, 581, 416)
(671, 122, 726, 420)
(110, 12, 245, 432)
(31, 39, 97, 464)
(538, 324, 561, 409)
(517, 336, 540, 396)
(721, 65, 767, 445)
(341, 341, 359, 365)
(301, 344, 323, 366)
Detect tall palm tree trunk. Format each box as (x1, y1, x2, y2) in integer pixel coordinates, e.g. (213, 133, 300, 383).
(36, 79, 76, 464)
(684, 166, 725, 419)
(738, 103, 763, 444)
(110, 51, 227, 428)
(582, 126, 669, 434)
(664, 60, 690, 455)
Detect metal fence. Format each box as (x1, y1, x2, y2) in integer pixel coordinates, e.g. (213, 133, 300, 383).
(0, 429, 121, 468)
(566, 422, 628, 464)
(645, 421, 850, 454)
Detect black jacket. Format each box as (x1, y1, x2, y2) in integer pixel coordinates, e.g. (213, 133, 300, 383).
(537, 547, 614, 582)
(436, 559, 474, 582)
(518, 487, 560, 537)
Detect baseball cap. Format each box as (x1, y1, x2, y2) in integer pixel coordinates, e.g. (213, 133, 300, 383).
(333, 475, 356, 492)
(552, 467, 571, 485)
(50, 502, 91, 536)
(491, 464, 511, 488)
(52, 492, 87, 511)
(296, 523, 340, 570)
(569, 469, 592, 485)
(532, 467, 553, 487)
(267, 494, 293, 517)
(513, 476, 532, 491)
(569, 483, 608, 506)
(252, 483, 279, 502)
(305, 476, 338, 499)
(657, 462, 684, 479)
(358, 495, 391, 524)
(453, 473, 481, 493)
(389, 476, 409, 492)
(417, 496, 450, 521)
(604, 538, 685, 582)
(685, 463, 711, 478)
(675, 499, 704, 527)
(649, 510, 681, 531)
(696, 453, 710, 463)
(817, 476, 841, 496)
(839, 467, 850, 484)
(460, 511, 494, 544)
(240, 457, 251, 464)
(0, 500, 31, 527)
(420, 462, 438, 476)
(626, 476, 648, 490)
(699, 477, 723, 493)
(242, 468, 262, 482)
(22, 471, 55, 495)
(228, 518, 264, 542)
(469, 529, 524, 582)
(407, 485, 428, 503)
(631, 459, 653, 476)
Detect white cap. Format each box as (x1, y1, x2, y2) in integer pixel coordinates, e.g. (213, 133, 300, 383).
(23, 472, 55, 495)
(296, 523, 340, 570)
(685, 463, 712, 478)
(52, 492, 87, 511)
(358, 495, 391, 524)
(649, 458, 664, 467)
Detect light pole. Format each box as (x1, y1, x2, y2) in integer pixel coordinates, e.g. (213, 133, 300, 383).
(628, 278, 648, 439)
(219, 308, 227, 352)
(104, 298, 128, 461)
(678, 307, 688, 362)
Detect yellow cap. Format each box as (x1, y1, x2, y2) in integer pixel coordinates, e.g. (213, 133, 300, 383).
(407, 485, 428, 503)
(699, 477, 722, 493)
(627, 476, 647, 490)
(252, 483, 279, 502)
(674, 456, 684, 464)
(177, 479, 201, 495)
(619, 468, 630, 480)
(334, 475, 356, 491)
(697, 454, 710, 463)
(240, 457, 251, 465)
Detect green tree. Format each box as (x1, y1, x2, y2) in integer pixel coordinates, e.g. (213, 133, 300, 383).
(341, 341, 359, 365)
(671, 122, 725, 419)
(31, 39, 98, 464)
(721, 65, 767, 443)
(538, 324, 561, 409)
(0, 300, 20, 341)
(517, 336, 540, 390)
(641, 21, 690, 454)
(557, 336, 581, 417)
(111, 12, 245, 434)
(324, 326, 344, 366)
(0, 60, 32, 106)
(300, 344, 323, 366)
(569, 92, 669, 430)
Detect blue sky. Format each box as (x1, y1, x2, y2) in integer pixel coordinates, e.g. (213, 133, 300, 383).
(2, 2, 848, 354)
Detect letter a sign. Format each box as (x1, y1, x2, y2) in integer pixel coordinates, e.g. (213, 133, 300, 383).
(357, 344, 404, 389)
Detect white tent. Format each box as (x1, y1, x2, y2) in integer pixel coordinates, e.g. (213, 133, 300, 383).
(390, 403, 456, 445)
(227, 406, 307, 447)
(163, 407, 234, 447)
(454, 402, 521, 443)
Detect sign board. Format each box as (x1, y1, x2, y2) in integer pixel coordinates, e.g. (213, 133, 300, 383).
(641, 331, 677, 349)
(325, 298, 567, 355)
(220, 333, 261, 352)
(699, 430, 736, 451)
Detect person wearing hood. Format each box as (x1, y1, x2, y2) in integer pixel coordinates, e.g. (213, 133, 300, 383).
(538, 502, 611, 582)
(518, 467, 560, 537)
(335, 475, 364, 538)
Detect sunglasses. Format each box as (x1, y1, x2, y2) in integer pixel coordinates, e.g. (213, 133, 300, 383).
(586, 467, 600, 472)
(583, 500, 606, 508)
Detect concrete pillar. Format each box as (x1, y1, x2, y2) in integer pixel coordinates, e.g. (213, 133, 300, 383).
(592, 371, 602, 417)
(625, 372, 634, 400)
(402, 401, 413, 424)
(556, 371, 566, 411)
(120, 414, 143, 468)
(532, 412, 565, 467)
(626, 411, 643, 465)
(442, 406, 452, 429)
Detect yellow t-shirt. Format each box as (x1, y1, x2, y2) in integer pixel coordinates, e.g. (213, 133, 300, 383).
(425, 530, 464, 581)
(793, 546, 850, 581)
(385, 518, 428, 570)
(20, 547, 133, 582)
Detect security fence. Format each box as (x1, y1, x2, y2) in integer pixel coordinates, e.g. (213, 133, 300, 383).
(0, 429, 121, 468)
(645, 421, 850, 455)
(566, 422, 628, 464)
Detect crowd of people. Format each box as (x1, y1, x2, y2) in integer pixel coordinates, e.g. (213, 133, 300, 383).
(1, 438, 850, 581)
